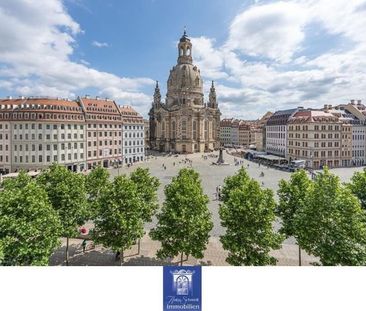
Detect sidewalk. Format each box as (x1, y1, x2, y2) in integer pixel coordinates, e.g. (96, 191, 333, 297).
(49, 233, 317, 266)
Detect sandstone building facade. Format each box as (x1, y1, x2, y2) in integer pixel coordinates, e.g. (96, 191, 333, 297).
(149, 32, 221, 153)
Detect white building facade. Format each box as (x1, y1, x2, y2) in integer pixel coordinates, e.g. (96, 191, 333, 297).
(120, 106, 145, 165)
(266, 108, 299, 158)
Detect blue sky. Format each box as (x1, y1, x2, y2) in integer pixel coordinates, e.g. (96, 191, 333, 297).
(0, 0, 365, 119)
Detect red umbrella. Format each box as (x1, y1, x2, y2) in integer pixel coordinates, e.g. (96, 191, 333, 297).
(80, 227, 88, 235)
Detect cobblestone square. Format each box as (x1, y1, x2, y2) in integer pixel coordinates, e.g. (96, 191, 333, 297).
(50, 150, 366, 266)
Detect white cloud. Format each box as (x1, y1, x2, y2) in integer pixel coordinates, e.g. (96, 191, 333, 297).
(0, 0, 154, 115)
(92, 40, 109, 48)
(191, 37, 228, 80)
(226, 1, 308, 63)
(188, 0, 366, 119)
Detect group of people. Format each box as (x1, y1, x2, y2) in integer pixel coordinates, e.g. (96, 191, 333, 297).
(234, 158, 244, 166)
(215, 185, 222, 201)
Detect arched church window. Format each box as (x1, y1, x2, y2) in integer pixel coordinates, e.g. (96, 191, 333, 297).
(180, 48, 184, 56)
(187, 48, 191, 56)
(195, 76, 200, 86)
(204, 120, 209, 140)
(172, 121, 176, 139)
(182, 120, 187, 140)
(162, 121, 165, 138)
(193, 121, 197, 140)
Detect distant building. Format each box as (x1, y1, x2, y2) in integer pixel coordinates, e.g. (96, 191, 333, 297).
(120, 106, 145, 165)
(220, 118, 236, 147)
(288, 110, 343, 169)
(0, 97, 87, 174)
(266, 108, 300, 157)
(0, 96, 144, 173)
(238, 121, 251, 148)
(323, 100, 366, 166)
(144, 119, 150, 151)
(220, 112, 272, 150)
(80, 96, 123, 170)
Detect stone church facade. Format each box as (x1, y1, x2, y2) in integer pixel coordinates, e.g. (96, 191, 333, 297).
(149, 31, 221, 153)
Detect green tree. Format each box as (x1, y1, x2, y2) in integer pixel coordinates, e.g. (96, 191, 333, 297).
(220, 168, 283, 266)
(295, 168, 366, 266)
(220, 167, 251, 201)
(85, 166, 110, 216)
(93, 175, 144, 265)
(348, 168, 366, 210)
(130, 167, 160, 222)
(130, 167, 160, 254)
(150, 168, 213, 266)
(37, 164, 88, 266)
(0, 172, 61, 265)
(277, 169, 312, 265)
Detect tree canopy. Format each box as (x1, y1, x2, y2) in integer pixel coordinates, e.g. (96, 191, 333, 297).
(93, 175, 144, 263)
(150, 168, 213, 265)
(220, 168, 283, 266)
(348, 168, 366, 210)
(295, 168, 366, 266)
(85, 166, 111, 217)
(130, 167, 160, 223)
(277, 169, 312, 237)
(0, 172, 61, 266)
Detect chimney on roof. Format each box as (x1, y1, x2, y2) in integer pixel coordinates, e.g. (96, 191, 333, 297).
(324, 104, 328, 110)
(351, 99, 355, 104)
(298, 106, 304, 109)
(85, 94, 90, 99)
(96, 96, 100, 100)
(7, 96, 12, 100)
(357, 100, 362, 105)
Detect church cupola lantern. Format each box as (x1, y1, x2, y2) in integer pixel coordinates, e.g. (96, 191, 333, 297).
(178, 29, 193, 65)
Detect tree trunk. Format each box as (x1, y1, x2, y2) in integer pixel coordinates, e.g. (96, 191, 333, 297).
(180, 252, 184, 266)
(120, 249, 124, 266)
(138, 239, 141, 255)
(65, 237, 69, 266)
(298, 244, 302, 266)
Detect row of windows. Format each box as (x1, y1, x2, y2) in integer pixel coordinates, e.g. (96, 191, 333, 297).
(14, 153, 84, 163)
(353, 150, 365, 157)
(88, 131, 122, 138)
(289, 125, 340, 131)
(14, 143, 85, 152)
(124, 148, 144, 154)
(0, 145, 9, 151)
(288, 141, 340, 148)
(289, 149, 340, 158)
(0, 155, 8, 162)
(87, 149, 122, 157)
(124, 125, 143, 130)
(14, 133, 84, 140)
(124, 140, 144, 146)
(0, 113, 84, 121)
(88, 124, 122, 129)
(87, 140, 121, 147)
(267, 133, 286, 139)
(14, 124, 84, 130)
(124, 132, 144, 138)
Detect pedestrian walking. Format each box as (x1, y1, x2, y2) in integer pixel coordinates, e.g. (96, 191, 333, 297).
(82, 239, 87, 253)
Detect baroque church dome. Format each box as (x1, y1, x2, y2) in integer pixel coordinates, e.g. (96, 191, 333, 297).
(166, 31, 204, 107)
